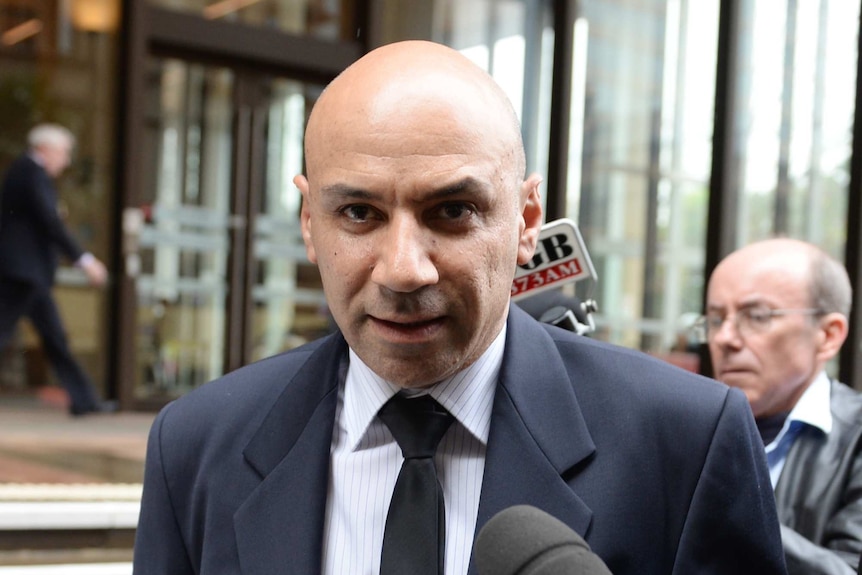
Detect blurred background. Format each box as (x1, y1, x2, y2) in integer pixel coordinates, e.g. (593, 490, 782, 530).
(1, 0, 860, 412)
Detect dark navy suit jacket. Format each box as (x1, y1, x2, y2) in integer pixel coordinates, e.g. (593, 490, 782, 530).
(0, 154, 83, 288)
(133, 306, 787, 574)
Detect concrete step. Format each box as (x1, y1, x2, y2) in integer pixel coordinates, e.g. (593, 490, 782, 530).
(0, 484, 139, 570)
(0, 562, 131, 574)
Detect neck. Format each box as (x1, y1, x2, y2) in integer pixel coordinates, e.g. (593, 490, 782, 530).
(755, 411, 790, 446)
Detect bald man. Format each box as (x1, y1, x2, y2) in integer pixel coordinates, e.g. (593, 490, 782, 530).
(133, 41, 785, 574)
(706, 238, 862, 575)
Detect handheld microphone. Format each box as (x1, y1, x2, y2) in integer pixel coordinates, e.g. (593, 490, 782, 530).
(474, 505, 612, 575)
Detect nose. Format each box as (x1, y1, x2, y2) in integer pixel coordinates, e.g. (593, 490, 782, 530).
(710, 315, 742, 348)
(370, 215, 439, 293)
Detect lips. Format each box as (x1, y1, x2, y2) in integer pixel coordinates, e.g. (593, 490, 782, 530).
(718, 364, 751, 374)
(716, 366, 754, 381)
(373, 316, 443, 329)
(370, 315, 446, 342)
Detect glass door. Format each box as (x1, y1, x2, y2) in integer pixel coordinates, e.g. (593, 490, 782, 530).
(124, 57, 325, 405)
(250, 78, 330, 363)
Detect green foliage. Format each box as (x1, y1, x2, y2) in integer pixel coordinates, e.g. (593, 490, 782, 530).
(0, 71, 64, 169)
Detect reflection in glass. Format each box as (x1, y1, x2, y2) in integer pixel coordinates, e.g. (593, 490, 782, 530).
(0, 0, 120, 393)
(149, 0, 348, 40)
(251, 79, 328, 362)
(135, 59, 234, 399)
(733, 0, 857, 260)
(567, 0, 718, 354)
(375, 0, 554, 179)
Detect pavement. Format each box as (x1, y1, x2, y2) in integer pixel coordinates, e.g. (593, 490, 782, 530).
(0, 395, 155, 572)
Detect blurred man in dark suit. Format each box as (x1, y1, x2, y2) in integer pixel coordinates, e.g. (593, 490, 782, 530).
(0, 123, 111, 416)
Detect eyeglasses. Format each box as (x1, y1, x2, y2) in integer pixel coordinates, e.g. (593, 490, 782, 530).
(693, 306, 825, 343)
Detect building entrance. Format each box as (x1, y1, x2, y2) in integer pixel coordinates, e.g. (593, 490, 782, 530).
(120, 57, 328, 407)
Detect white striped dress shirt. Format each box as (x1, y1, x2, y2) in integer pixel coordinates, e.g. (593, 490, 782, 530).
(321, 325, 506, 575)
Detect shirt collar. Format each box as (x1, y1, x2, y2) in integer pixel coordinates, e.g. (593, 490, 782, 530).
(341, 324, 506, 452)
(785, 370, 832, 436)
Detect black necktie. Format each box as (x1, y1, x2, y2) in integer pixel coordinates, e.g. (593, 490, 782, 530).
(378, 393, 454, 575)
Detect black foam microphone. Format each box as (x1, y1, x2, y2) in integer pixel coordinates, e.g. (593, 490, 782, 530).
(474, 505, 613, 575)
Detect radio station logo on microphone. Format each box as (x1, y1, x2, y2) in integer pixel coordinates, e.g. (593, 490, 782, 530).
(511, 219, 596, 300)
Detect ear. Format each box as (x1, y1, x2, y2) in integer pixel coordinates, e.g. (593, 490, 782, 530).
(516, 172, 544, 266)
(294, 174, 318, 264)
(815, 312, 849, 363)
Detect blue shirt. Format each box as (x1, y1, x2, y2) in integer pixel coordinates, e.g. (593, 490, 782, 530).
(765, 371, 832, 488)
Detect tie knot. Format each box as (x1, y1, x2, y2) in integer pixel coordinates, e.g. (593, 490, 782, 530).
(379, 394, 454, 459)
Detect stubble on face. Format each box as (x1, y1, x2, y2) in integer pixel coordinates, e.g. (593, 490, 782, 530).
(298, 42, 540, 388)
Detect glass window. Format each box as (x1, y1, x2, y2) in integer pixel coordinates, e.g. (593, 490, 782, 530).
(731, 0, 858, 261)
(566, 0, 719, 358)
(251, 79, 329, 362)
(374, 0, 555, 182)
(135, 58, 234, 399)
(132, 59, 326, 399)
(149, 0, 351, 40)
(0, 0, 120, 394)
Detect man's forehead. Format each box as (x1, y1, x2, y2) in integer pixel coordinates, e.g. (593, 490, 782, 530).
(709, 255, 810, 304)
(313, 75, 505, 138)
(309, 44, 515, 138)
(304, 42, 525, 185)
(305, 101, 514, 183)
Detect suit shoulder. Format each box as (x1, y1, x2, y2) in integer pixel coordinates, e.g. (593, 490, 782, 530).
(554, 327, 722, 391)
(542, 326, 735, 425)
(1, 155, 37, 190)
(831, 380, 862, 427)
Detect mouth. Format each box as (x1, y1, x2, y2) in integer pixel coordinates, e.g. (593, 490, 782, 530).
(717, 366, 753, 379)
(369, 315, 446, 343)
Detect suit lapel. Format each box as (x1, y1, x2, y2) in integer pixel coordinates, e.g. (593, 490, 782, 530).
(230, 310, 597, 574)
(471, 307, 596, 573)
(234, 334, 346, 575)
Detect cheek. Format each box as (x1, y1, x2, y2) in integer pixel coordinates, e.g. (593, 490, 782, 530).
(758, 333, 814, 377)
(467, 238, 519, 300)
(315, 234, 371, 294)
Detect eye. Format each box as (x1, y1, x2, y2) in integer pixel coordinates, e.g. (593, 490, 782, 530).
(340, 204, 377, 223)
(705, 314, 725, 330)
(434, 202, 475, 222)
(744, 307, 772, 326)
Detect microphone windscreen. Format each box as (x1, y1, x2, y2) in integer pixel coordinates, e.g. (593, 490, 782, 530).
(474, 505, 612, 575)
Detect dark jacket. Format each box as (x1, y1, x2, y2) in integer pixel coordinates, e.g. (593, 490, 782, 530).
(776, 380, 862, 575)
(133, 305, 787, 575)
(0, 154, 83, 288)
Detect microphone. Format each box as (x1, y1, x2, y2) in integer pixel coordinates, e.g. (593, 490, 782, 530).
(474, 505, 612, 575)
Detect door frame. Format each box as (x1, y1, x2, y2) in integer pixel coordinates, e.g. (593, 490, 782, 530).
(113, 2, 366, 410)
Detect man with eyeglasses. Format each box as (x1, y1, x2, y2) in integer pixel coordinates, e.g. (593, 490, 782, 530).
(704, 237, 862, 575)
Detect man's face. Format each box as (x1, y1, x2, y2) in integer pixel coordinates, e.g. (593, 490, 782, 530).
(296, 94, 541, 388)
(706, 253, 823, 418)
(38, 142, 72, 177)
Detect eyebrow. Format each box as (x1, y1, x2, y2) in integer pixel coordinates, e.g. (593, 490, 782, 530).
(318, 184, 373, 201)
(706, 300, 769, 313)
(319, 177, 493, 204)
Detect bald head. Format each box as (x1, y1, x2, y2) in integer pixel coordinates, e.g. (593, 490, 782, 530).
(706, 237, 851, 418)
(711, 238, 851, 317)
(304, 41, 526, 190)
(294, 40, 544, 388)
